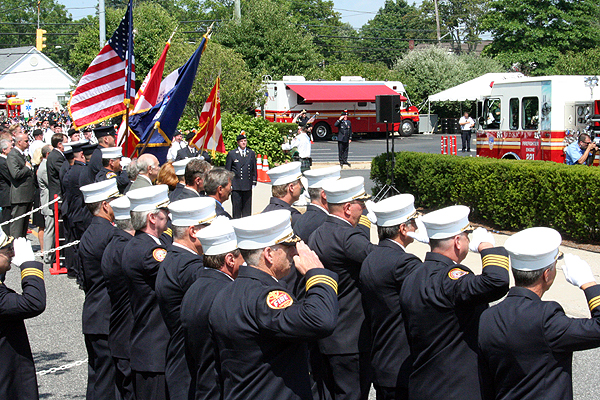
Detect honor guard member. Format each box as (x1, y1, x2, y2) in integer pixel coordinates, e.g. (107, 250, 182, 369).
(308, 176, 375, 400)
(123, 185, 171, 400)
(209, 210, 340, 400)
(205, 167, 235, 219)
(181, 219, 243, 400)
(83, 142, 98, 164)
(79, 179, 121, 400)
(479, 228, 600, 400)
(225, 132, 257, 218)
(0, 236, 46, 400)
(168, 158, 191, 202)
(100, 196, 136, 400)
(359, 195, 422, 400)
(399, 206, 509, 400)
(175, 131, 212, 164)
(261, 161, 303, 227)
(58, 143, 74, 185)
(82, 125, 116, 187)
(167, 130, 186, 162)
(334, 111, 352, 167)
(282, 126, 312, 172)
(294, 166, 340, 243)
(96, 146, 129, 194)
(156, 197, 217, 400)
(171, 158, 211, 202)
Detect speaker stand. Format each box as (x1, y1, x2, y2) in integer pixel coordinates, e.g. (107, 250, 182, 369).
(374, 122, 400, 201)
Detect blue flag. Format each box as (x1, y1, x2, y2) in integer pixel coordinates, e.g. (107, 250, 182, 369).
(129, 36, 208, 162)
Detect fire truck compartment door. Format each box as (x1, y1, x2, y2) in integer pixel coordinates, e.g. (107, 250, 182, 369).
(285, 84, 406, 103)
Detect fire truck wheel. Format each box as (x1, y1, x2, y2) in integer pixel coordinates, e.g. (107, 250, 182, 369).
(400, 120, 415, 137)
(314, 122, 332, 141)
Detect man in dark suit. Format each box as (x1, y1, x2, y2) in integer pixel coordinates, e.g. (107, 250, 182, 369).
(359, 195, 422, 400)
(0, 139, 13, 235)
(308, 176, 375, 400)
(204, 167, 234, 219)
(225, 133, 256, 218)
(7, 132, 35, 238)
(334, 110, 352, 167)
(170, 159, 210, 202)
(174, 132, 212, 164)
(479, 227, 600, 400)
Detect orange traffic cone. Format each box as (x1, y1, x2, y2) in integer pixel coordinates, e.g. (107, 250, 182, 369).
(256, 154, 263, 182)
(261, 155, 271, 183)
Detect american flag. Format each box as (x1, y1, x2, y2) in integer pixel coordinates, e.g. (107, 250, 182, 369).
(68, 0, 135, 130)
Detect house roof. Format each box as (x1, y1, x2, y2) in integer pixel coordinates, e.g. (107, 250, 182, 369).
(0, 46, 34, 74)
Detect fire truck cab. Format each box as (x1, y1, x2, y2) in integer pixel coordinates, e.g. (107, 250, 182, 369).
(0, 92, 24, 118)
(477, 75, 600, 164)
(257, 76, 420, 140)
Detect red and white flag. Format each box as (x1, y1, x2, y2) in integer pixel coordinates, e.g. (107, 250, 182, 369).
(68, 0, 135, 130)
(190, 77, 225, 154)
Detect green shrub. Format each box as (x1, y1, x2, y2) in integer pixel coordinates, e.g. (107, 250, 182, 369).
(179, 113, 291, 166)
(371, 152, 600, 242)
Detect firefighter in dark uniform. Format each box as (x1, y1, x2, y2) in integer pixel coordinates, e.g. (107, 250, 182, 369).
(308, 176, 375, 400)
(181, 219, 242, 400)
(79, 179, 121, 400)
(225, 133, 257, 218)
(334, 110, 352, 167)
(261, 161, 303, 227)
(156, 197, 217, 400)
(209, 210, 339, 400)
(479, 227, 600, 400)
(122, 185, 171, 400)
(100, 196, 136, 400)
(399, 205, 509, 400)
(0, 235, 46, 400)
(169, 158, 190, 202)
(175, 131, 212, 164)
(359, 195, 422, 400)
(81, 125, 116, 187)
(58, 145, 78, 277)
(95, 146, 129, 194)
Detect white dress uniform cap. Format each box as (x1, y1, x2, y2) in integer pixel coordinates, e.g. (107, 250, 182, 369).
(172, 158, 193, 176)
(126, 184, 170, 212)
(421, 205, 472, 239)
(372, 194, 417, 227)
(323, 176, 371, 204)
(504, 227, 562, 271)
(81, 179, 120, 204)
(196, 217, 238, 256)
(267, 161, 302, 186)
(110, 195, 131, 220)
(303, 165, 341, 189)
(101, 146, 123, 159)
(232, 209, 300, 250)
(168, 197, 217, 227)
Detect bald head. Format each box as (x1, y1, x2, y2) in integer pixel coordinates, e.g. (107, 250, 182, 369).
(15, 133, 29, 151)
(137, 153, 160, 181)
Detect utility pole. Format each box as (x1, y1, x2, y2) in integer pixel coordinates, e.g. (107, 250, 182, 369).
(99, 0, 106, 49)
(433, 0, 441, 43)
(234, 0, 241, 24)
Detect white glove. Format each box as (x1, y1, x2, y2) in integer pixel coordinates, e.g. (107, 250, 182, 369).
(281, 143, 291, 151)
(469, 227, 495, 253)
(365, 200, 377, 224)
(563, 253, 596, 288)
(12, 238, 35, 267)
(407, 216, 429, 243)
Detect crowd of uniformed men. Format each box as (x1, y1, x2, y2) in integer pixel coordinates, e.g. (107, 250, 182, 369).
(2, 124, 600, 400)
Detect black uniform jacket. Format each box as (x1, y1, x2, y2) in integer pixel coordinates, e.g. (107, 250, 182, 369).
(0, 261, 46, 400)
(294, 204, 328, 243)
(308, 215, 375, 354)
(215, 200, 232, 219)
(175, 147, 212, 164)
(225, 148, 257, 192)
(79, 216, 117, 335)
(261, 198, 302, 228)
(168, 182, 185, 202)
(171, 186, 200, 202)
(100, 229, 134, 359)
(62, 161, 91, 226)
(334, 119, 352, 142)
(209, 265, 339, 400)
(156, 244, 204, 400)
(181, 267, 233, 400)
(122, 231, 170, 372)
(81, 147, 102, 187)
(399, 248, 510, 400)
(95, 167, 129, 194)
(359, 239, 422, 389)
(0, 156, 11, 208)
(478, 285, 600, 400)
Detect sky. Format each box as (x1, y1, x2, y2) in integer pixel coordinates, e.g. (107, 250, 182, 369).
(55, 0, 407, 29)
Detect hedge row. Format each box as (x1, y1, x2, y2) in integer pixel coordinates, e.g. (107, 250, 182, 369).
(370, 152, 600, 243)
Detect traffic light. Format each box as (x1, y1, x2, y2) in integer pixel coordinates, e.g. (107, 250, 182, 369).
(36, 29, 47, 51)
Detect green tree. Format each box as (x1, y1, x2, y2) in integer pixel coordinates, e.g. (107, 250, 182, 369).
(215, 0, 322, 78)
(481, 0, 600, 74)
(303, 60, 400, 81)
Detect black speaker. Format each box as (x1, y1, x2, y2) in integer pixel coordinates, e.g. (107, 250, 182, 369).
(376, 95, 401, 123)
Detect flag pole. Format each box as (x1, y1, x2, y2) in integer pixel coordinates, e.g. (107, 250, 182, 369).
(136, 121, 159, 157)
(124, 99, 130, 156)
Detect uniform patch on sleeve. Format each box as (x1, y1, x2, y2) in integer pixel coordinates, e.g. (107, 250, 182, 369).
(448, 268, 469, 280)
(266, 290, 294, 309)
(106, 172, 116, 179)
(152, 248, 167, 262)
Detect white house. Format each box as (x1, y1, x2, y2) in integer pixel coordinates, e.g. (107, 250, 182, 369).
(0, 46, 75, 114)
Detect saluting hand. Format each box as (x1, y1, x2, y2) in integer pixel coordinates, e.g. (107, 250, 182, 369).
(293, 241, 324, 275)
